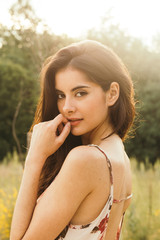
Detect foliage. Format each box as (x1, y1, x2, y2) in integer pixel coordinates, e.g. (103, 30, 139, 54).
(124, 47, 160, 166)
(0, 150, 23, 240)
(122, 159, 160, 240)
(0, 59, 38, 160)
(0, 0, 74, 162)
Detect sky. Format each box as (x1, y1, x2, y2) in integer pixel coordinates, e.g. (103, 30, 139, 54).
(0, 0, 160, 46)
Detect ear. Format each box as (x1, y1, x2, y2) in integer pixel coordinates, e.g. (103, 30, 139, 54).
(106, 82, 120, 107)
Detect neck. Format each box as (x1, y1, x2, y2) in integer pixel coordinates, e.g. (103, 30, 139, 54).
(81, 120, 114, 145)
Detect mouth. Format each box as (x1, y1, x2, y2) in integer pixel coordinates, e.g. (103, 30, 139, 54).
(67, 118, 83, 126)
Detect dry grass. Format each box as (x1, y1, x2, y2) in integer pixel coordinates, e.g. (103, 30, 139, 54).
(0, 151, 160, 240)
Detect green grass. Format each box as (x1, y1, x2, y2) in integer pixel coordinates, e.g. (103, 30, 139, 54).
(0, 151, 160, 240)
(122, 160, 160, 240)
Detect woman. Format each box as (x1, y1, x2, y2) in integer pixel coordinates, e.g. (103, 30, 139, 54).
(10, 40, 135, 240)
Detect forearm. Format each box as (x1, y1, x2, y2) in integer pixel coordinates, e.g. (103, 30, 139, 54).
(10, 154, 44, 240)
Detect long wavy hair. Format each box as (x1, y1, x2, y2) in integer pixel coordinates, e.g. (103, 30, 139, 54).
(28, 40, 135, 198)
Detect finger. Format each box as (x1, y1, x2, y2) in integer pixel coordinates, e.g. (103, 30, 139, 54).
(57, 122, 71, 143)
(53, 114, 68, 126)
(55, 115, 68, 136)
(45, 114, 67, 125)
(57, 122, 64, 135)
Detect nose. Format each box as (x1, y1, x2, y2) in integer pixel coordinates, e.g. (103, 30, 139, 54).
(62, 97, 76, 114)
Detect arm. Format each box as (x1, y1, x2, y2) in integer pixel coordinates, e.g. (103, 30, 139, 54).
(10, 154, 44, 240)
(11, 146, 96, 240)
(10, 114, 71, 240)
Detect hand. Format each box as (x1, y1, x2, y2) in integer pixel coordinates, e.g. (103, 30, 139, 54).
(26, 114, 71, 167)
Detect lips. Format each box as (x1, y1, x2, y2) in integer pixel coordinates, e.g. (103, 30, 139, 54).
(67, 118, 83, 126)
(67, 118, 83, 122)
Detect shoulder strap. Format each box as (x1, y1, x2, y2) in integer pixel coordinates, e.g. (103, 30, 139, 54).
(88, 144, 114, 199)
(116, 212, 125, 240)
(88, 144, 133, 204)
(113, 193, 133, 203)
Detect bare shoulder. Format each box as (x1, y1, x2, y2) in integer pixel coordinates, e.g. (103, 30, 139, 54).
(65, 145, 102, 166)
(59, 145, 103, 187)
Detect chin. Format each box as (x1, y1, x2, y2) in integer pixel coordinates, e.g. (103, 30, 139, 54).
(71, 128, 91, 137)
(70, 130, 83, 136)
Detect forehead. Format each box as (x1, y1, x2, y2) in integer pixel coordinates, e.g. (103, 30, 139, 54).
(55, 67, 94, 89)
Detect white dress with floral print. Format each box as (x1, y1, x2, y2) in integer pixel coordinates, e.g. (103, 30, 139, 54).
(37, 144, 132, 239)
(54, 144, 132, 240)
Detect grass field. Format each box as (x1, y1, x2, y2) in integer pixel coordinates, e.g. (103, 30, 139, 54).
(0, 150, 160, 240)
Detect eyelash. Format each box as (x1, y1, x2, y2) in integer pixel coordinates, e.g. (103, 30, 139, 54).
(76, 91, 87, 97)
(57, 91, 87, 99)
(57, 93, 65, 99)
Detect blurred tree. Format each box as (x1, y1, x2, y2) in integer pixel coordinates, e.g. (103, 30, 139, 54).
(0, 0, 74, 161)
(0, 0, 74, 72)
(125, 48, 160, 167)
(0, 60, 37, 161)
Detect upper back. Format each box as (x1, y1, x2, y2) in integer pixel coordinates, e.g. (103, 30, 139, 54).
(68, 136, 132, 240)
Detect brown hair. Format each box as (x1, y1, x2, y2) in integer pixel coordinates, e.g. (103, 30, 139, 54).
(29, 40, 135, 197)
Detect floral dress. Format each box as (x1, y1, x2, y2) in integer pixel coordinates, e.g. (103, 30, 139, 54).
(55, 144, 132, 240)
(37, 144, 132, 240)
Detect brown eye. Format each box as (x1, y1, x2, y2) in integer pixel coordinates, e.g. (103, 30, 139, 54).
(57, 93, 65, 99)
(76, 92, 87, 97)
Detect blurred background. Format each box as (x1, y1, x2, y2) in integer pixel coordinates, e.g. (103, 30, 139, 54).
(0, 0, 160, 239)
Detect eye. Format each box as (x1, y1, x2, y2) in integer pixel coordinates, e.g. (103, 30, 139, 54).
(76, 91, 87, 97)
(57, 93, 65, 99)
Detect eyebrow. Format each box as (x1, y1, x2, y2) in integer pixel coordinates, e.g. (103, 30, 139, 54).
(55, 85, 90, 92)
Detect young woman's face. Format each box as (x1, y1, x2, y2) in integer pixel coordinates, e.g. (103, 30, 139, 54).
(55, 67, 109, 139)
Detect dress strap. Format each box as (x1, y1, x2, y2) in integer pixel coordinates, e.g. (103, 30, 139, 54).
(113, 193, 133, 203)
(88, 144, 133, 204)
(116, 212, 125, 240)
(88, 144, 113, 193)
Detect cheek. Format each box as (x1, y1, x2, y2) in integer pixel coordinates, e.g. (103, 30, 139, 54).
(83, 98, 107, 120)
(57, 102, 63, 113)
(88, 97, 107, 112)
